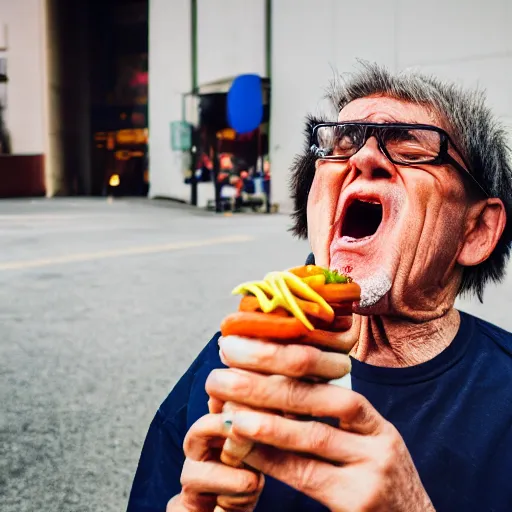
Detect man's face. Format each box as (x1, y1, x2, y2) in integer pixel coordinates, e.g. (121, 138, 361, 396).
(307, 96, 472, 319)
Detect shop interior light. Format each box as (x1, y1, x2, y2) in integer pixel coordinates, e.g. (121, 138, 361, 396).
(109, 174, 121, 187)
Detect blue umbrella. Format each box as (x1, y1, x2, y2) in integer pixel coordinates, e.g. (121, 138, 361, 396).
(227, 74, 263, 134)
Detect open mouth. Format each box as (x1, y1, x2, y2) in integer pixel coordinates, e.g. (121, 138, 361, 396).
(341, 198, 383, 242)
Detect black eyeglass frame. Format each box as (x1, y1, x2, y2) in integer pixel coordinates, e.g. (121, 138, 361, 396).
(310, 122, 489, 197)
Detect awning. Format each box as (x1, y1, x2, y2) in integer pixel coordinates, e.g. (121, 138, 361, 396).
(193, 76, 270, 96)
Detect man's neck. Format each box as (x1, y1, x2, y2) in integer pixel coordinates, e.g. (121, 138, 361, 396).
(351, 308, 461, 367)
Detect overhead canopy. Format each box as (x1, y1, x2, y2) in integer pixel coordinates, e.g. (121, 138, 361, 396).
(181, 76, 270, 131)
(194, 75, 270, 96)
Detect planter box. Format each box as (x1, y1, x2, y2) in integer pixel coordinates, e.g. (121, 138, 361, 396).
(0, 154, 45, 198)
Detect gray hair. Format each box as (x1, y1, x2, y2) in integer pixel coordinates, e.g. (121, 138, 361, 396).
(289, 61, 512, 301)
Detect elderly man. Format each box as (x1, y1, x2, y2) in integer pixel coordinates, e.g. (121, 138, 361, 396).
(127, 63, 512, 512)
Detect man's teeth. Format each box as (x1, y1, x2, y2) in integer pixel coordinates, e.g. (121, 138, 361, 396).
(341, 235, 373, 243)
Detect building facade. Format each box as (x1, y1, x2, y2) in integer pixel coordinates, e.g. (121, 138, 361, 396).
(0, 0, 47, 196)
(149, 0, 512, 212)
(1, 0, 512, 208)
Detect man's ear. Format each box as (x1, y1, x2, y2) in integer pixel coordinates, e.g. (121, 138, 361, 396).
(458, 198, 507, 266)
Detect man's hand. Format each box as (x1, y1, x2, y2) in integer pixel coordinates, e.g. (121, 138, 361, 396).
(217, 328, 356, 382)
(167, 413, 264, 512)
(206, 366, 434, 512)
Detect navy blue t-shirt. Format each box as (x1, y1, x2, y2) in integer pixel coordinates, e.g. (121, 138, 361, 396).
(127, 311, 512, 512)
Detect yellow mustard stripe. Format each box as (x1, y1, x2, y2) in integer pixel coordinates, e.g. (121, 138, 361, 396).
(231, 269, 334, 330)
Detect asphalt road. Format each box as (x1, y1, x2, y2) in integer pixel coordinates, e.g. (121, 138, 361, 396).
(1, 198, 511, 512)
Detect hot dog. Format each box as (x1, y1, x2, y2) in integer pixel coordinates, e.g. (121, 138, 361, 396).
(220, 265, 360, 339)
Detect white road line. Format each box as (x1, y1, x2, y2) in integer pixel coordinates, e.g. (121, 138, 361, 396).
(0, 234, 255, 271)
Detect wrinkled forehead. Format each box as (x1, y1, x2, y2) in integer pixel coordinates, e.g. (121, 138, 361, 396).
(338, 95, 446, 129)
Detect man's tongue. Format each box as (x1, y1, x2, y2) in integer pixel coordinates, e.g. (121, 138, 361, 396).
(341, 199, 383, 242)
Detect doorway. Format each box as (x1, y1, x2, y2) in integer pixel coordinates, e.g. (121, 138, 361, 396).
(45, 0, 149, 196)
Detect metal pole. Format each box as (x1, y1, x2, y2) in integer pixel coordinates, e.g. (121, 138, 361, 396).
(213, 139, 222, 213)
(265, 0, 271, 80)
(189, 0, 198, 206)
(265, 0, 272, 213)
(191, 0, 198, 94)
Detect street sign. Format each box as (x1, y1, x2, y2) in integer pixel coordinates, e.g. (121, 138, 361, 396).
(170, 121, 192, 151)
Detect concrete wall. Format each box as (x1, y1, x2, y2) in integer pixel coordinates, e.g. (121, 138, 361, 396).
(197, 0, 265, 86)
(270, 0, 512, 212)
(44, 0, 92, 196)
(0, 0, 47, 154)
(270, 0, 395, 211)
(148, 0, 265, 204)
(149, 0, 512, 208)
(148, 0, 191, 202)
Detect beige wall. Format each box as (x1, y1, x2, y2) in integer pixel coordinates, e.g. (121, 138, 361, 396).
(270, 0, 512, 212)
(148, 0, 192, 202)
(148, 0, 265, 204)
(197, 0, 265, 86)
(0, 0, 47, 155)
(149, 0, 512, 209)
(0, 0, 91, 196)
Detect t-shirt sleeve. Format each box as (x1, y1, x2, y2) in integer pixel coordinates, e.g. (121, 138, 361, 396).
(126, 333, 222, 512)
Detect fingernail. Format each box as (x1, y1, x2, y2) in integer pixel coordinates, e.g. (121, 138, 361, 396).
(210, 369, 249, 392)
(219, 336, 258, 364)
(233, 411, 261, 436)
(222, 412, 233, 432)
(219, 348, 228, 366)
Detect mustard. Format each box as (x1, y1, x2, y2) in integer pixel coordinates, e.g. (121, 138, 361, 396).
(231, 269, 335, 331)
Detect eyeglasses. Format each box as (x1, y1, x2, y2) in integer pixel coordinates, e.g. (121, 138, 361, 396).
(310, 122, 489, 197)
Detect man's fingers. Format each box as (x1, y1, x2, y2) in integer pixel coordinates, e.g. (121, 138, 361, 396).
(180, 413, 265, 511)
(171, 492, 216, 512)
(243, 444, 339, 507)
(300, 322, 357, 351)
(229, 410, 365, 463)
(215, 494, 259, 512)
(206, 369, 383, 434)
(181, 459, 261, 496)
(184, 413, 231, 460)
(219, 336, 351, 380)
(208, 396, 225, 414)
(216, 473, 264, 511)
(222, 401, 257, 413)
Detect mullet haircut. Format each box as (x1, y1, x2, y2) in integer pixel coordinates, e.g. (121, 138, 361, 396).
(289, 61, 512, 301)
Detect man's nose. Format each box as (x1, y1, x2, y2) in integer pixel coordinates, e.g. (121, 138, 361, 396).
(348, 136, 396, 180)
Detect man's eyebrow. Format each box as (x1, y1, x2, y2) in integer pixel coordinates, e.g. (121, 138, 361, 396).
(340, 114, 402, 123)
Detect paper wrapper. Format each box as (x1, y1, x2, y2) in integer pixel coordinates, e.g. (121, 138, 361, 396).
(329, 371, 352, 389)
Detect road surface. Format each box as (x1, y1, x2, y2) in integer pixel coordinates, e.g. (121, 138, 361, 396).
(1, 198, 510, 512)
